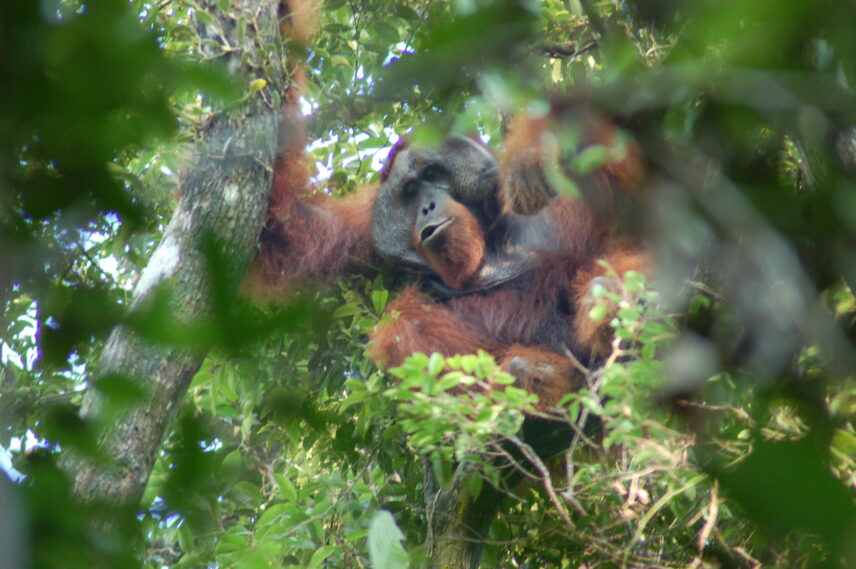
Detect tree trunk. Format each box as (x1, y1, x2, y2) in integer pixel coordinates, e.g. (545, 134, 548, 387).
(68, 0, 287, 513)
(426, 463, 506, 569)
(426, 417, 577, 567)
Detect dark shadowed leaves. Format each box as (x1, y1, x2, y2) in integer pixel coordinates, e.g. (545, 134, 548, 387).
(159, 409, 227, 532)
(376, 0, 538, 103)
(705, 435, 856, 564)
(24, 453, 140, 569)
(36, 284, 124, 370)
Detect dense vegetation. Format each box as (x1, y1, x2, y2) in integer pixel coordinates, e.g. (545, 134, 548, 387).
(1, 1, 855, 568)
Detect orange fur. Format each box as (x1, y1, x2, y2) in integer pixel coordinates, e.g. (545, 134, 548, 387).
(280, 0, 321, 47)
(369, 286, 501, 367)
(243, 87, 378, 298)
(501, 104, 645, 220)
(571, 246, 650, 358)
(250, 95, 650, 408)
(415, 200, 486, 290)
(500, 114, 556, 215)
(246, 183, 378, 299)
(369, 291, 581, 411)
(498, 345, 582, 408)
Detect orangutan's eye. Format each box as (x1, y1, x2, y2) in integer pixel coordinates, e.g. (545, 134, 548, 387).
(401, 179, 419, 200)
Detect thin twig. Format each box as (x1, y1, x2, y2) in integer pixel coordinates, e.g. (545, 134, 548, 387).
(697, 481, 720, 556)
(509, 436, 577, 530)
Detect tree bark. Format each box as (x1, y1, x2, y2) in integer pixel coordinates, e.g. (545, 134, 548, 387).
(68, 0, 287, 512)
(426, 462, 506, 569)
(426, 417, 577, 568)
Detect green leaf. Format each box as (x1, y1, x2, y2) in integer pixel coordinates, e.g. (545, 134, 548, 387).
(436, 371, 468, 391)
(573, 144, 608, 174)
(257, 503, 289, 529)
(195, 9, 215, 26)
(342, 389, 370, 410)
(580, 395, 604, 415)
(427, 352, 445, 376)
(333, 303, 363, 318)
(308, 545, 338, 568)
(273, 474, 298, 502)
(367, 511, 409, 569)
(331, 55, 352, 67)
(372, 289, 389, 313)
(220, 372, 239, 402)
(235, 552, 271, 569)
(588, 302, 609, 322)
(393, 5, 419, 20)
(623, 270, 647, 292)
(347, 529, 370, 542)
(371, 22, 400, 44)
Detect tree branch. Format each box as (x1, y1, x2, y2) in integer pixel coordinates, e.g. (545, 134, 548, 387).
(67, 0, 287, 517)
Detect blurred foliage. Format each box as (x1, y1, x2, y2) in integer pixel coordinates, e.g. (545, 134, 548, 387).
(1, 0, 856, 569)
